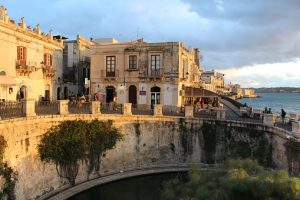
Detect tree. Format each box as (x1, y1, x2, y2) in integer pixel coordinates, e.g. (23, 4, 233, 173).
(38, 120, 88, 186)
(38, 120, 122, 185)
(86, 120, 122, 178)
(161, 159, 300, 200)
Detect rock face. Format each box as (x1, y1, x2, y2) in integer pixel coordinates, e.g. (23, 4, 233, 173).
(0, 115, 299, 200)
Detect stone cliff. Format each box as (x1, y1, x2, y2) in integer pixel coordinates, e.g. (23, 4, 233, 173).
(0, 114, 299, 199)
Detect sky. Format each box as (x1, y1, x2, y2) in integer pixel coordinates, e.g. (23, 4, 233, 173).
(1, 0, 300, 88)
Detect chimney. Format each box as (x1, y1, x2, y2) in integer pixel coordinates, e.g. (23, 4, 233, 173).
(194, 48, 200, 67)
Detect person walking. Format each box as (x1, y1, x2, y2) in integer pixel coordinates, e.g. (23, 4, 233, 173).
(281, 108, 286, 124)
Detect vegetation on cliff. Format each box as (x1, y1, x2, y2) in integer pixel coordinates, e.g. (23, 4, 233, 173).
(38, 120, 122, 185)
(162, 159, 300, 200)
(0, 135, 17, 200)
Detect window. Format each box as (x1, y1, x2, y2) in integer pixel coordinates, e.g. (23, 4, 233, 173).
(44, 53, 53, 66)
(151, 55, 160, 76)
(129, 55, 137, 70)
(106, 56, 116, 77)
(17, 46, 27, 61)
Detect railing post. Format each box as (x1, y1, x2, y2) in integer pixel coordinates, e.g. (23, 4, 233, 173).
(263, 114, 275, 127)
(122, 103, 132, 115)
(217, 109, 226, 120)
(58, 100, 69, 115)
(89, 101, 101, 114)
(185, 106, 194, 118)
(22, 99, 36, 117)
(154, 104, 163, 117)
(292, 121, 300, 135)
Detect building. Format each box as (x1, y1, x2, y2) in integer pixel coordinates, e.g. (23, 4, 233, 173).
(62, 35, 94, 99)
(90, 39, 203, 110)
(0, 6, 63, 101)
(242, 88, 258, 98)
(231, 84, 243, 98)
(201, 70, 225, 94)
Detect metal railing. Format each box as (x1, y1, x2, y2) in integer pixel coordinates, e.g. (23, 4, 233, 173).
(35, 101, 58, 116)
(100, 103, 122, 114)
(68, 102, 90, 114)
(0, 101, 297, 134)
(132, 105, 153, 115)
(0, 101, 23, 119)
(163, 107, 185, 117)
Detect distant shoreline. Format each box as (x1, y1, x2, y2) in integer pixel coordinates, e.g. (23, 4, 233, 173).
(253, 87, 300, 93)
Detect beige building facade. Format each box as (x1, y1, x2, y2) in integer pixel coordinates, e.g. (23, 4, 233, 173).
(91, 39, 202, 110)
(201, 70, 225, 94)
(0, 6, 63, 101)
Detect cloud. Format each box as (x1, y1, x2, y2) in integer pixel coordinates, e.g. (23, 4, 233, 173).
(182, 0, 300, 68)
(219, 60, 300, 87)
(2, 0, 300, 87)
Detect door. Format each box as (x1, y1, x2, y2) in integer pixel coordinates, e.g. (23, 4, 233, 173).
(57, 87, 61, 100)
(106, 86, 115, 103)
(129, 85, 137, 107)
(150, 87, 160, 109)
(20, 85, 27, 100)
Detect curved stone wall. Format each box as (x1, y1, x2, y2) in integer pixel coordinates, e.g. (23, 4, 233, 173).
(0, 114, 299, 200)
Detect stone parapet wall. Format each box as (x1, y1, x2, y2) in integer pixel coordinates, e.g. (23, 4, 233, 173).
(0, 114, 298, 200)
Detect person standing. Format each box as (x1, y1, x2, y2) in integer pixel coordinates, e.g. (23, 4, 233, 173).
(281, 109, 286, 124)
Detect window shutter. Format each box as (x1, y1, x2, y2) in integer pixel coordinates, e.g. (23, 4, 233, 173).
(50, 54, 53, 66)
(44, 54, 47, 66)
(17, 46, 21, 60)
(23, 47, 27, 61)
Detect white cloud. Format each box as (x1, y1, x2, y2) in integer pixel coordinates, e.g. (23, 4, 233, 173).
(219, 60, 300, 87)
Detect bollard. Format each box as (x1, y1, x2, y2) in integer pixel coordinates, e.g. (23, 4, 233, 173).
(22, 99, 36, 117)
(185, 106, 194, 118)
(154, 104, 163, 117)
(122, 103, 132, 115)
(89, 101, 101, 114)
(58, 100, 69, 115)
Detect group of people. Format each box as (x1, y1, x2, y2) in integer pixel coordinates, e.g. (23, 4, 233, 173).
(263, 106, 287, 123)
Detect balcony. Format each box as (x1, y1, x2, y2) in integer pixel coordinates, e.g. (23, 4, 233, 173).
(16, 60, 36, 76)
(43, 66, 56, 78)
(101, 70, 119, 81)
(150, 70, 161, 77)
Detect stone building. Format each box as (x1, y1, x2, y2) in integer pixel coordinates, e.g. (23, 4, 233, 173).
(62, 35, 94, 99)
(0, 6, 64, 101)
(90, 38, 203, 110)
(201, 70, 225, 94)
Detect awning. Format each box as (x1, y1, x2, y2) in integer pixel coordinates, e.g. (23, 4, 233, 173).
(184, 87, 218, 98)
(0, 76, 17, 86)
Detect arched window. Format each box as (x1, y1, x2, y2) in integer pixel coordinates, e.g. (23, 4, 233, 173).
(0, 71, 6, 76)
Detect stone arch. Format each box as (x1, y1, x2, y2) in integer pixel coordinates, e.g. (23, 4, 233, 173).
(128, 85, 137, 107)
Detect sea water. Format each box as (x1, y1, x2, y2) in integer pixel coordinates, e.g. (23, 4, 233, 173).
(238, 93, 300, 114)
